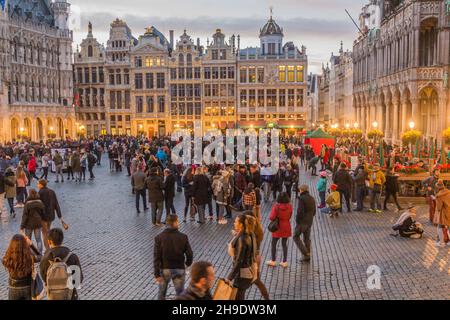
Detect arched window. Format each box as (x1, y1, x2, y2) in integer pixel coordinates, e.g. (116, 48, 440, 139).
(88, 45, 93, 57)
(178, 53, 184, 66)
(419, 18, 438, 67)
(186, 53, 192, 65)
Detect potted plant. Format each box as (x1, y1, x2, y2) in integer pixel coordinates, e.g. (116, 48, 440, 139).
(401, 130, 422, 146)
(367, 129, 384, 139)
(443, 127, 450, 144)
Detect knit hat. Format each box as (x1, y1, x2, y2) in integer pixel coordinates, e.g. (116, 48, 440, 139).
(320, 171, 327, 177)
(330, 184, 338, 190)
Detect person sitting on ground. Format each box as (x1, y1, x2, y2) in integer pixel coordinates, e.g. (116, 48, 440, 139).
(320, 184, 341, 218)
(392, 206, 424, 239)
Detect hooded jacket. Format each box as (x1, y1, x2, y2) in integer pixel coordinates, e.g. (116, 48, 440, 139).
(20, 199, 45, 230)
(435, 188, 450, 226)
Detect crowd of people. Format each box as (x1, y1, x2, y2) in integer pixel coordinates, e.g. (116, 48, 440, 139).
(1, 133, 449, 300)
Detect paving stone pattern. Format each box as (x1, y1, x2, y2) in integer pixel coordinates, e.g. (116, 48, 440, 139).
(0, 160, 449, 300)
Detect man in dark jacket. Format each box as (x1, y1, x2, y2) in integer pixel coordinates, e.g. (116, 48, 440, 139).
(176, 261, 214, 301)
(353, 165, 368, 212)
(154, 215, 193, 300)
(38, 179, 68, 250)
(163, 169, 176, 218)
(192, 170, 211, 224)
(294, 185, 316, 262)
(333, 163, 353, 213)
(146, 167, 164, 226)
(40, 228, 83, 300)
(132, 167, 148, 213)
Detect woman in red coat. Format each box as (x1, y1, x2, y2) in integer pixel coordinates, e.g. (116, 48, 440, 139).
(267, 192, 293, 268)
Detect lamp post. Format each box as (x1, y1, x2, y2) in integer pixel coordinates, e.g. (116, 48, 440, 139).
(19, 127, 25, 142)
(354, 122, 359, 128)
(409, 121, 415, 130)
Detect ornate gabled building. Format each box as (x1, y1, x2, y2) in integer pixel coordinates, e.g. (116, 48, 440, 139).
(353, 0, 450, 144)
(168, 30, 204, 132)
(237, 14, 308, 135)
(0, 0, 75, 142)
(74, 22, 106, 137)
(130, 26, 170, 136)
(202, 28, 236, 131)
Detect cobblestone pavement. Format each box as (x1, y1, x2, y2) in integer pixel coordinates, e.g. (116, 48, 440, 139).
(0, 160, 449, 300)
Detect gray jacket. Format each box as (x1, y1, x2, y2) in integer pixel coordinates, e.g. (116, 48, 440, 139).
(132, 171, 147, 191)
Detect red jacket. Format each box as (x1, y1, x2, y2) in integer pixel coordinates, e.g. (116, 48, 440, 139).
(269, 203, 293, 238)
(28, 156, 37, 172)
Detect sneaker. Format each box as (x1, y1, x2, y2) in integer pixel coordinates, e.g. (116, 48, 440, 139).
(375, 210, 382, 214)
(279, 262, 288, 268)
(434, 242, 446, 248)
(266, 260, 277, 267)
(300, 255, 311, 263)
(368, 209, 375, 213)
(221, 219, 228, 224)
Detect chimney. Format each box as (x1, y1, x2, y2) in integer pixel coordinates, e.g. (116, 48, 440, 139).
(197, 37, 200, 51)
(169, 30, 174, 50)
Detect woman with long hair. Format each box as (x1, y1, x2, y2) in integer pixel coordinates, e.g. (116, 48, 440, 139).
(16, 165, 28, 207)
(20, 189, 45, 254)
(2, 234, 34, 300)
(267, 192, 293, 268)
(227, 214, 257, 300)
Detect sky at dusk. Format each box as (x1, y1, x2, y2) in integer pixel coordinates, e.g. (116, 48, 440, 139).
(69, 0, 367, 74)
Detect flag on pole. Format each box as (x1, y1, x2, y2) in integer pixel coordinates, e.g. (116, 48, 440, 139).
(0, 0, 6, 11)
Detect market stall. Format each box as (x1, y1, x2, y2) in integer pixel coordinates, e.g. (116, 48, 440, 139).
(305, 128, 335, 155)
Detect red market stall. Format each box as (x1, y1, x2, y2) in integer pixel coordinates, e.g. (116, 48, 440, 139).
(305, 128, 335, 155)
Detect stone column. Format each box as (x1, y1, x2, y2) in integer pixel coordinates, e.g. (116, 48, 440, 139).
(401, 100, 408, 136)
(385, 103, 391, 139)
(439, 97, 448, 143)
(393, 100, 400, 142)
(411, 98, 419, 130)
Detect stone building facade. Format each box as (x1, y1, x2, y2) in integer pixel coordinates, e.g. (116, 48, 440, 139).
(0, 0, 75, 142)
(318, 42, 354, 127)
(237, 15, 308, 135)
(74, 14, 308, 137)
(74, 22, 106, 137)
(353, 0, 450, 144)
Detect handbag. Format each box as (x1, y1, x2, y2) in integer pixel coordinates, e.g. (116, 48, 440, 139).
(267, 206, 280, 233)
(213, 278, 238, 300)
(31, 264, 45, 300)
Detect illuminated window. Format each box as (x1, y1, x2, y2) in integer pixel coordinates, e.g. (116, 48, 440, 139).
(240, 89, 247, 107)
(257, 67, 264, 83)
(296, 66, 304, 82)
(145, 57, 153, 67)
(249, 67, 256, 83)
(240, 67, 247, 83)
(288, 66, 295, 82)
(156, 57, 161, 66)
(279, 66, 286, 82)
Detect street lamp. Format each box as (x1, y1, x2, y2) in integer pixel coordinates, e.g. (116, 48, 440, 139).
(345, 123, 350, 129)
(372, 121, 378, 128)
(409, 121, 415, 130)
(354, 122, 359, 128)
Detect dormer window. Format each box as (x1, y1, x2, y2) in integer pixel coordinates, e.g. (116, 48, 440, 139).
(88, 45, 93, 57)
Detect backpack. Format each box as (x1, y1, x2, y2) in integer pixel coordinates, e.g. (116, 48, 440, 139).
(87, 154, 97, 166)
(46, 252, 73, 300)
(212, 179, 223, 197)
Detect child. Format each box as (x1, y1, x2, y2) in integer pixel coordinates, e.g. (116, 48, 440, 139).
(392, 206, 424, 239)
(321, 184, 341, 218)
(317, 171, 327, 208)
(15, 165, 28, 208)
(242, 183, 257, 212)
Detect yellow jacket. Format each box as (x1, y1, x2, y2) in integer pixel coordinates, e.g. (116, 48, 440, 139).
(368, 169, 386, 188)
(326, 191, 341, 209)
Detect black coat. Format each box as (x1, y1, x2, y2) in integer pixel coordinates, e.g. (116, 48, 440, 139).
(38, 187, 62, 222)
(296, 191, 316, 226)
(0, 172, 4, 194)
(153, 227, 193, 278)
(333, 169, 352, 192)
(146, 174, 164, 203)
(164, 174, 176, 200)
(192, 174, 211, 205)
(385, 174, 399, 193)
(20, 200, 45, 230)
(246, 171, 262, 189)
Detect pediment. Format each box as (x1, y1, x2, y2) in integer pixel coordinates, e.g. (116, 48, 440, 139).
(131, 43, 167, 55)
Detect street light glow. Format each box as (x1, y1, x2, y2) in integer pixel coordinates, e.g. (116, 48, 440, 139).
(345, 123, 350, 129)
(409, 121, 415, 129)
(372, 121, 378, 128)
(354, 122, 359, 128)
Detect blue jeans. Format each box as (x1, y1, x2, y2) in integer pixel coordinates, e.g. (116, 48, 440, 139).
(197, 204, 206, 223)
(319, 191, 326, 207)
(16, 187, 26, 204)
(25, 228, 43, 254)
(158, 269, 186, 300)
